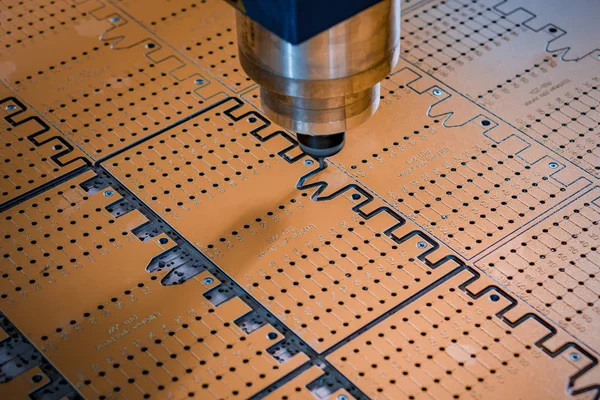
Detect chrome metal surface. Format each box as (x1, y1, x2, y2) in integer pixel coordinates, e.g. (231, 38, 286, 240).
(236, 0, 401, 136)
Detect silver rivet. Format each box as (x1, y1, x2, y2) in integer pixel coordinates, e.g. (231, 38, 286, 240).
(103, 190, 114, 197)
(432, 88, 443, 96)
(337, 395, 348, 400)
(109, 16, 120, 23)
(304, 159, 314, 166)
(203, 277, 214, 285)
(441, 215, 447, 219)
(548, 161, 559, 169)
(266, 332, 278, 340)
(5, 104, 16, 111)
(194, 78, 204, 85)
(416, 241, 427, 249)
(569, 352, 581, 361)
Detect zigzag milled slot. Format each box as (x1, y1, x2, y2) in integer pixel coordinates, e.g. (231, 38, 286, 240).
(399, 0, 600, 180)
(178, 164, 464, 352)
(477, 52, 600, 179)
(331, 62, 590, 260)
(463, 274, 599, 397)
(296, 163, 463, 272)
(477, 186, 600, 355)
(219, 97, 303, 162)
(494, 0, 600, 61)
(393, 64, 486, 127)
(4, 1, 600, 398)
(400, 0, 565, 99)
(113, 0, 254, 93)
(0, 97, 87, 167)
(329, 267, 599, 399)
(95, 24, 227, 103)
(0, 91, 90, 208)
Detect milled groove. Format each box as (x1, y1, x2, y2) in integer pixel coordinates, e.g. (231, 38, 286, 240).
(94, 96, 233, 165)
(321, 264, 466, 358)
(458, 272, 600, 397)
(0, 164, 90, 214)
(2, 3, 597, 398)
(247, 363, 315, 400)
(6, 78, 596, 398)
(5, 102, 596, 400)
(247, 361, 363, 400)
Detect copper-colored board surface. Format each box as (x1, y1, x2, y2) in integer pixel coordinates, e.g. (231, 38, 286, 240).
(478, 187, 600, 353)
(105, 98, 464, 352)
(400, 0, 600, 178)
(39, 271, 308, 400)
(114, 0, 253, 93)
(324, 60, 591, 260)
(0, 171, 308, 399)
(0, 0, 599, 399)
(0, 170, 173, 336)
(328, 268, 600, 399)
(0, 85, 89, 207)
(479, 55, 600, 178)
(0, 0, 228, 160)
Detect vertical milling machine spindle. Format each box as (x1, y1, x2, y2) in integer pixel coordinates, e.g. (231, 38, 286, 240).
(228, 0, 401, 161)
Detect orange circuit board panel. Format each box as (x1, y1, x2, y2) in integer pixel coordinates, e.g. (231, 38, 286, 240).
(0, 1, 599, 400)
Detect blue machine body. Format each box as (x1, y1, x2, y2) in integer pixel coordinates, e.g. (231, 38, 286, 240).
(229, 0, 383, 44)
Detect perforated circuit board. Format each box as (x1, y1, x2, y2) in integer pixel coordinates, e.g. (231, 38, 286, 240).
(0, 0, 599, 399)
